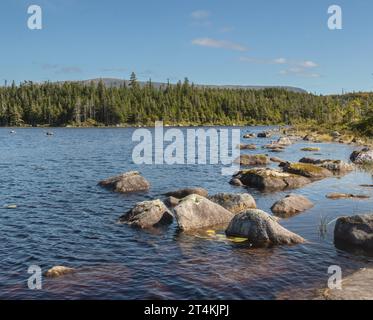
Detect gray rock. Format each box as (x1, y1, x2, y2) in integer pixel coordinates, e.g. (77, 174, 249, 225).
(209, 193, 256, 214)
(271, 194, 314, 218)
(334, 214, 373, 251)
(119, 199, 173, 228)
(277, 137, 292, 146)
(174, 194, 234, 231)
(226, 209, 305, 246)
(350, 148, 373, 164)
(164, 196, 180, 209)
(165, 187, 208, 199)
(98, 171, 150, 193)
(233, 168, 311, 191)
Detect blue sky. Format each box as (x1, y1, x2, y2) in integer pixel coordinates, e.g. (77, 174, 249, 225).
(1, 0, 373, 94)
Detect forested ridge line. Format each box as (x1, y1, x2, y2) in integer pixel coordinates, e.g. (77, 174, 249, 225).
(0, 74, 372, 136)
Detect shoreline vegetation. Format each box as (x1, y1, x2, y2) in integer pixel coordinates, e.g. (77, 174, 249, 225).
(0, 76, 372, 141)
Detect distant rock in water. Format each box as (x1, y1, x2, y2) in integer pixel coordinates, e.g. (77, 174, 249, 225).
(232, 168, 311, 191)
(277, 137, 292, 146)
(226, 209, 305, 246)
(173, 194, 234, 231)
(271, 194, 314, 218)
(165, 187, 208, 199)
(350, 148, 373, 164)
(243, 133, 256, 139)
(257, 132, 272, 138)
(238, 144, 256, 150)
(119, 199, 173, 228)
(209, 193, 256, 214)
(326, 193, 370, 200)
(98, 171, 150, 193)
(45, 266, 75, 278)
(234, 154, 269, 166)
(334, 214, 373, 252)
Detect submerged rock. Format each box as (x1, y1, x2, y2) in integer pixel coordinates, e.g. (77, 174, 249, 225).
(350, 148, 373, 164)
(323, 268, 373, 300)
(334, 214, 373, 251)
(98, 171, 150, 193)
(234, 154, 270, 166)
(165, 187, 208, 199)
(232, 168, 311, 191)
(283, 162, 333, 180)
(225, 209, 305, 246)
(119, 199, 173, 228)
(301, 147, 321, 152)
(45, 266, 75, 278)
(271, 194, 314, 218)
(270, 157, 286, 163)
(326, 193, 370, 200)
(209, 193, 256, 214)
(174, 194, 234, 231)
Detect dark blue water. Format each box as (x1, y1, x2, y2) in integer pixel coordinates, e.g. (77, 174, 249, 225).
(1, 127, 372, 299)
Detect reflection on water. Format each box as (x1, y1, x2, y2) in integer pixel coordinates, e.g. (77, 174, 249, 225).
(0, 126, 372, 299)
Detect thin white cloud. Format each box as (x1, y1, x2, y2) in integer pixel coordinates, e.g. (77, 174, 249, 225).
(239, 57, 287, 64)
(191, 10, 210, 20)
(192, 38, 248, 52)
(299, 60, 318, 68)
(280, 68, 321, 78)
(273, 58, 287, 64)
(240, 56, 320, 77)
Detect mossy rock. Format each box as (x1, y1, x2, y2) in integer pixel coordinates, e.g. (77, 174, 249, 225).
(283, 162, 332, 180)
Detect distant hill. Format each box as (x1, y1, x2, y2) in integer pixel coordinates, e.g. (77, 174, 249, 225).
(73, 78, 307, 93)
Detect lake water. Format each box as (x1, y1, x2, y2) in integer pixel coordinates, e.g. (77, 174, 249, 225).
(1, 126, 372, 299)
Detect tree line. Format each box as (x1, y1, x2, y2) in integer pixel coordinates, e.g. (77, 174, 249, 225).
(0, 74, 372, 136)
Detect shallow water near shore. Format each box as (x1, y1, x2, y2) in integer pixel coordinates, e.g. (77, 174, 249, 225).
(1, 126, 372, 299)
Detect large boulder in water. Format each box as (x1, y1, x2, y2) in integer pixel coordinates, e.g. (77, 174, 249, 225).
(209, 193, 256, 214)
(173, 194, 234, 231)
(234, 154, 269, 166)
(350, 148, 373, 164)
(165, 187, 208, 199)
(334, 214, 373, 251)
(98, 171, 150, 193)
(283, 162, 333, 180)
(271, 194, 314, 218)
(226, 209, 305, 246)
(232, 168, 311, 191)
(119, 199, 173, 228)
